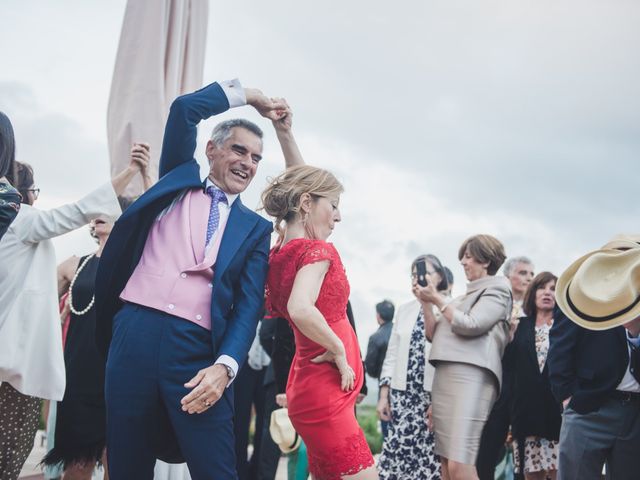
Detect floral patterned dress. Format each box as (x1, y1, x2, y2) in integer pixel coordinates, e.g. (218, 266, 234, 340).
(378, 311, 441, 479)
(512, 322, 559, 474)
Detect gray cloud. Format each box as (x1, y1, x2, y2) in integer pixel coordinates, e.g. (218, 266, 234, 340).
(0, 82, 111, 198)
(206, 0, 640, 242)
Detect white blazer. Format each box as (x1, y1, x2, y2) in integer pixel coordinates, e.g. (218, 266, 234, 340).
(0, 183, 120, 401)
(380, 299, 437, 392)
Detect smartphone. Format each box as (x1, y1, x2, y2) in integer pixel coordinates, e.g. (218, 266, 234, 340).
(415, 259, 429, 287)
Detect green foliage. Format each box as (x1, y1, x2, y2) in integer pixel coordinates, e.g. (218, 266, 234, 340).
(357, 405, 383, 455)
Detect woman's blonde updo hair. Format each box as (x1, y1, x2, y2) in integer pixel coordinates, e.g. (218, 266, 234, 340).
(261, 165, 344, 237)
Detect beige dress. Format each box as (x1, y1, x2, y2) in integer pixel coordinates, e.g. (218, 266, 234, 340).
(429, 275, 512, 464)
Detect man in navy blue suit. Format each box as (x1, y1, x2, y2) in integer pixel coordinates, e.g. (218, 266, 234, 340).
(95, 79, 300, 478)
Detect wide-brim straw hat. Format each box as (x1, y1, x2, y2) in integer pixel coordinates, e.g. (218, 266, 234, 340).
(269, 408, 301, 454)
(600, 233, 640, 251)
(556, 234, 640, 330)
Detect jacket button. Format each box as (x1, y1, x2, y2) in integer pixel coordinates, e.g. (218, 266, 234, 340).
(196, 314, 202, 320)
(168, 304, 175, 310)
(208, 283, 213, 288)
(181, 273, 187, 278)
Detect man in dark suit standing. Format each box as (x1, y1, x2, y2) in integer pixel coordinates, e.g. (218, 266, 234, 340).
(365, 300, 395, 380)
(95, 79, 299, 478)
(548, 237, 640, 480)
(365, 299, 395, 438)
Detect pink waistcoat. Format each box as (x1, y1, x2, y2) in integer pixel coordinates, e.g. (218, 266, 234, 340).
(120, 188, 227, 330)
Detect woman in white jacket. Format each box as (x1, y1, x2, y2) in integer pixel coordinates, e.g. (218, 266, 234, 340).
(0, 155, 147, 480)
(376, 254, 449, 480)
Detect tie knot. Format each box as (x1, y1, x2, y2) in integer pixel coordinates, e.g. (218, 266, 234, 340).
(206, 186, 228, 204)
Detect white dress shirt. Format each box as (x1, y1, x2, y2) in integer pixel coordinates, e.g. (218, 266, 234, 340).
(617, 331, 640, 393)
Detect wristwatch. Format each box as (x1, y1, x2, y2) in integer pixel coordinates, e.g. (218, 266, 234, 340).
(223, 364, 235, 380)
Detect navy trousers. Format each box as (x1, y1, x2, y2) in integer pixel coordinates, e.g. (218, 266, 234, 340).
(105, 303, 237, 480)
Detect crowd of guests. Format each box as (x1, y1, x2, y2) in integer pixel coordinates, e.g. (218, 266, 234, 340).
(0, 74, 638, 480)
(366, 244, 640, 480)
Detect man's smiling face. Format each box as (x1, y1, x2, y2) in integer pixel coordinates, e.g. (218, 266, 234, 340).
(206, 127, 263, 194)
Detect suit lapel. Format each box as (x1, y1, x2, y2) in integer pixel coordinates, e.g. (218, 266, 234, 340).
(214, 199, 258, 280)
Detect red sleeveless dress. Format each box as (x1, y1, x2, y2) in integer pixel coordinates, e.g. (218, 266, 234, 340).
(266, 239, 374, 479)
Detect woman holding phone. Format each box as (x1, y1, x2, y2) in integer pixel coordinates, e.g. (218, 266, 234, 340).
(414, 234, 512, 480)
(376, 254, 446, 479)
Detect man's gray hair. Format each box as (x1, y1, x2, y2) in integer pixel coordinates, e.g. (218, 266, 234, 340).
(503, 256, 534, 277)
(210, 119, 263, 147)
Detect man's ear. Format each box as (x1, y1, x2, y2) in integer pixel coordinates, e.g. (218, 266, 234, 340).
(206, 140, 216, 164)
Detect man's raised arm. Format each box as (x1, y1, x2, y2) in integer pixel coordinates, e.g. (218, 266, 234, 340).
(159, 80, 286, 177)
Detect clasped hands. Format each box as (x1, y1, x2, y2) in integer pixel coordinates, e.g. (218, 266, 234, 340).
(311, 348, 356, 392)
(127, 142, 151, 175)
(245, 88, 292, 132)
(180, 363, 230, 414)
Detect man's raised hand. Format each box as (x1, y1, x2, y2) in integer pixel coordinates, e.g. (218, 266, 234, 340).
(245, 88, 287, 121)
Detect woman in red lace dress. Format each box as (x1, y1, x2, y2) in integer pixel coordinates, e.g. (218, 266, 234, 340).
(262, 165, 377, 480)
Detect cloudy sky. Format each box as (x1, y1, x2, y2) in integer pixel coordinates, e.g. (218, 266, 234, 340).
(2, 0, 639, 351)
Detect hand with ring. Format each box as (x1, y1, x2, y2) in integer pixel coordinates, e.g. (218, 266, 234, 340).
(181, 364, 230, 414)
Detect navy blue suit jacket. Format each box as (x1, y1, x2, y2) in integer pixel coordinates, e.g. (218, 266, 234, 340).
(547, 307, 629, 414)
(95, 82, 273, 370)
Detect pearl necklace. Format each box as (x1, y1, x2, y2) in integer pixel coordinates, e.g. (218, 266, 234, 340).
(68, 253, 96, 316)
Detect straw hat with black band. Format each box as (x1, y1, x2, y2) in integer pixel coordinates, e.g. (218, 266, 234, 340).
(555, 234, 640, 331)
(269, 408, 301, 454)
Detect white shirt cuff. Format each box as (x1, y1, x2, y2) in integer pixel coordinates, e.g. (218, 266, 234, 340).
(627, 331, 640, 347)
(219, 78, 246, 109)
(215, 355, 239, 387)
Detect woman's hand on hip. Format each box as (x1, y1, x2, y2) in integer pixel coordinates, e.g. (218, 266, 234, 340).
(311, 349, 336, 364)
(311, 348, 356, 392)
(334, 351, 356, 391)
